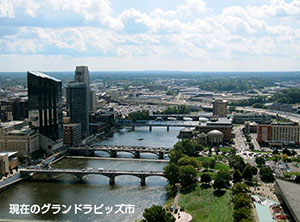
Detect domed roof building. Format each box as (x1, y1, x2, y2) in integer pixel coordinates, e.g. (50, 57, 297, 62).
(207, 130, 224, 145)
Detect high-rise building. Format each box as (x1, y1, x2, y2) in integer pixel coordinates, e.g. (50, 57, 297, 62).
(0, 98, 28, 121)
(75, 66, 91, 111)
(75, 66, 90, 85)
(66, 82, 89, 138)
(27, 71, 63, 141)
(90, 90, 97, 112)
(213, 99, 228, 117)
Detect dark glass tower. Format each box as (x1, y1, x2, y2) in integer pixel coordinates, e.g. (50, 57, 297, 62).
(27, 71, 63, 141)
(66, 82, 89, 138)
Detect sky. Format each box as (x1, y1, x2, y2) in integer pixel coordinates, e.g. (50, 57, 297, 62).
(0, 0, 299, 72)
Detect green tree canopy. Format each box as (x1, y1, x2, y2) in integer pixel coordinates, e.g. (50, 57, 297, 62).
(179, 165, 198, 187)
(142, 205, 175, 222)
(164, 162, 179, 186)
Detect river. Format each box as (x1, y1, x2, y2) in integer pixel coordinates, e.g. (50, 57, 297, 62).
(0, 126, 182, 222)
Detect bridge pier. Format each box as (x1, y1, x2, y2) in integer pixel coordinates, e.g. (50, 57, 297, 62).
(46, 173, 53, 180)
(88, 151, 95, 157)
(149, 126, 152, 131)
(134, 151, 140, 158)
(109, 177, 115, 185)
(110, 150, 117, 158)
(141, 177, 146, 186)
(167, 126, 169, 131)
(75, 174, 84, 181)
(158, 152, 164, 159)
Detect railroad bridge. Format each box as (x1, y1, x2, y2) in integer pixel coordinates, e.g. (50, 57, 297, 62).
(67, 145, 170, 159)
(20, 168, 166, 186)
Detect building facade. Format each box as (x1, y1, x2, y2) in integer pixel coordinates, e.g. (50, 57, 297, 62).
(233, 113, 272, 124)
(0, 121, 39, 157)
(213, 100, 228, 117)
(75, 66, 91, 112)
(257, 123, 300, 146)
(66, 82, 89, 138)
(27, 71, 63, 141)
(63, 123, 81, 146)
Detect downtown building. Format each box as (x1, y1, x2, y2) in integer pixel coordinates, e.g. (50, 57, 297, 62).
(0, 121, 39, 158)
(75, 66, 97, 112)
(257, 123, 300, 147)
(66, 82, 89, 138)
(213, 99, 228, 117)
(27, 71, 63, 154)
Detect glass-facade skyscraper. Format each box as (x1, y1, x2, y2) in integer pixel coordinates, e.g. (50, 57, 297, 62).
(27, 71, 63, 141)
(66, 82, 89, 138)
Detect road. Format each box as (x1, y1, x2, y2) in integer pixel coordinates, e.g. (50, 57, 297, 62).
(236, 106, 300, 123)
(234, 126, 256, 166)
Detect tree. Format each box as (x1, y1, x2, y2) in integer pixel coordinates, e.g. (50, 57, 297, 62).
(229, 155, 246, 172)
(202, 158, 215, 171)
(260, 167, 275, 183)
(174, 140, 197, 157)
(255, 157, 266, 167)
(251, 166, 258, 176)
(128, 110, 150, 122)
(282, 148, 291, 156)
(281, 153, 289, 162)
(179, 165, 198, 187)
(217, 170, 232, 184)
(242, 165, 253, 181)
(272, 149, 279, 155)
(201, 174, 211, 184)
(232, 193, 252, 210)
(213, 176, 227, 190)
(178, 156, 200, 169)
(164, 163, 179, 186)
(233, 170, 242, 184)
(168, 149, 185, 164)
(232, 182, 250, 195)
(233, 207, 253, 222)
(142, 205, 175, 222)
(295, 175, 300, 184)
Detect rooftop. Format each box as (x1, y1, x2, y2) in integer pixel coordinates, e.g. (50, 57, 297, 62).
(0, 121, 24, 129)
(276, 179, 300, 222)
(0, 151, 18, 157)
(28, 71, 61, 82)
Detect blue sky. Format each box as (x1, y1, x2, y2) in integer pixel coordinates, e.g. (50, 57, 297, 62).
(0, 0, 299, 71)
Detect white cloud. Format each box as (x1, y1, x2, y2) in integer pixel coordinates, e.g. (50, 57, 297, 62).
(0, 0, 15, 18)
(0, 0, 299, 71)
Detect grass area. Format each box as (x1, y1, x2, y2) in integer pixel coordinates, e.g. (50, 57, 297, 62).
(252, 150, 272, 154)
(197, 156, 230, 172)
(197, 156, 214, 162)
(219, 147, 234, 153)
(214, 163, 231, 171)
(199, 171, 217, 180)
(178, 185, 233, 222)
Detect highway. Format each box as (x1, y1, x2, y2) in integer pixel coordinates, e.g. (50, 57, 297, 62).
(236, 106, 300, 123)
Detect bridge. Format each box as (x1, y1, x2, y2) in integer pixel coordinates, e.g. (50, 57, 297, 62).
(116, 120, 199, 131)
(67, 145, 170, 159)
(19, 168, 166, 186)
(149, 113, 212, 121)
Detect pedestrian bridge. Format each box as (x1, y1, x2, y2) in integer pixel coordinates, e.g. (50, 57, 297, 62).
(67, 145, 170, 159)
(19, 168, 166, 186)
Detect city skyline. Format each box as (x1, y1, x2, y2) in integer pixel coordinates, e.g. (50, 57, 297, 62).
(0, 0, 299, 72)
